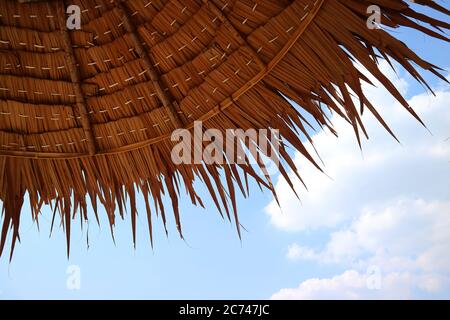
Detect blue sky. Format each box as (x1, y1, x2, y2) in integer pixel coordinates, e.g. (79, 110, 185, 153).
(0, 7, 449, 300)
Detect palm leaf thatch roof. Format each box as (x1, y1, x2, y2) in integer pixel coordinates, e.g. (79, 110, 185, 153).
(0, 0, 448, 259)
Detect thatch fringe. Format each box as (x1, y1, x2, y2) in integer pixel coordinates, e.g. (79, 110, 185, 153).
(0, 0, 448, 259)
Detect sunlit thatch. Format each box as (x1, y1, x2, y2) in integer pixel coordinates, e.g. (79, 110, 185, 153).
(0, 0, 448, 259)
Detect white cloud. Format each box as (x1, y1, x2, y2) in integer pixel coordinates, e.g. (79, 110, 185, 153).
(268, 63, 450, 299)
(283, 198, 450, 290)
(265, 64, 450, 232)
(286, 243, 318, 261)
(271, 268, 450, 300)
(311, 199, 450, 266)
(271, 270, 415, 300)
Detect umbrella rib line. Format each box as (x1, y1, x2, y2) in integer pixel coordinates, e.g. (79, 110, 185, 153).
(56, 0, 97, 156)
(202, 0, 266, 70)
(115, 0, 185, 128)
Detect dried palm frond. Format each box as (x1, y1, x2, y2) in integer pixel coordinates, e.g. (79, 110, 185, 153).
(0, 0, 449, 259)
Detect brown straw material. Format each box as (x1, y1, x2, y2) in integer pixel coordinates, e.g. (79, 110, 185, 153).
(57, 0, 98, 155)
(0, 0, 449, 258)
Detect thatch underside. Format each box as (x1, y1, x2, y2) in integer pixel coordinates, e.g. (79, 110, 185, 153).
(0, 0, 448, 259)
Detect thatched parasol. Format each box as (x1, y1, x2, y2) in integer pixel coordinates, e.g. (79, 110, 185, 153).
(0, 0, 448, 259)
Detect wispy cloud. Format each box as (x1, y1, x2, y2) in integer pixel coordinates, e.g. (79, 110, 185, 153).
(268, 64, 450, 299)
